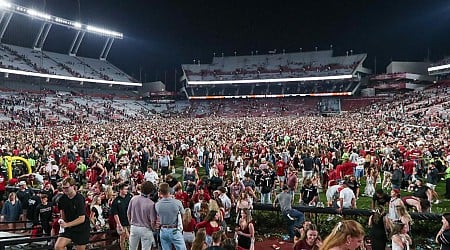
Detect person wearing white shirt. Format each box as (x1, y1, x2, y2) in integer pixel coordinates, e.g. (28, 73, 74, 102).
(337, 181, 356, 213)
(143, 167, 159, 185)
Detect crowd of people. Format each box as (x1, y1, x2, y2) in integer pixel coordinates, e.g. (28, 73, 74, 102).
(0, 83, 448, 250)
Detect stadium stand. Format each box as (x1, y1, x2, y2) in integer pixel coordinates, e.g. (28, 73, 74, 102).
(0, 43, 135, 83)
(182, 50, 366, 81)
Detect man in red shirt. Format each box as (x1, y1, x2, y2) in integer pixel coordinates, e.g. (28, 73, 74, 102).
(402, 157, 415, 187)
(275, 156, 287, 189)
(340, 158, 357, 178)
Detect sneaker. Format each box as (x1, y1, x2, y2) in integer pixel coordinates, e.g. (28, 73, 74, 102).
(327, 215, 334, 221)
(434, 200, 440, 204)
(286, 213, 295, 220)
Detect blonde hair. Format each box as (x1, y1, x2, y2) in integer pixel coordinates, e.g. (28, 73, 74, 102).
(209, 199, 220, 212)
(183, 208, 193, 229)
(320, 220, 365, 250)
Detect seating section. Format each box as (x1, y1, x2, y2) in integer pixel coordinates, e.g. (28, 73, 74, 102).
(182, 50, 366, 82)
(0, 43, 135, 82)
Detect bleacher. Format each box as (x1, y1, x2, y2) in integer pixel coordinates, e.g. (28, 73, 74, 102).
(182, 50, 366, 82)
(0, 43, 135, 83)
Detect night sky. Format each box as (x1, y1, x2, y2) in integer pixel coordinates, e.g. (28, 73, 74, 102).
(4, 0, 450, 90)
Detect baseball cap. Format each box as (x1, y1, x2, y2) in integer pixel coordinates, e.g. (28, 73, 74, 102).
(18, 181, 27, 186)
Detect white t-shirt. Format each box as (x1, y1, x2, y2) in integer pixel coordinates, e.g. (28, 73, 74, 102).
(338, 187, 355, 208)
(144, 171, 159, 184)
(326, 184, 341, 203)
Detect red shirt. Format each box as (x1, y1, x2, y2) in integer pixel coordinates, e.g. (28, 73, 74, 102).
(0, 174, 6, 192)
(341, 162, 356, 177)
(196, 221, 220, 236)
(183, 218, 196, 232)
(275, 160, 286, 176)
(174, 191, 190, 208)
(403, 160, 415, 175)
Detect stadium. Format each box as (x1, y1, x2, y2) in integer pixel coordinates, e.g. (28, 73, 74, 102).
(0, 1, 449, 250)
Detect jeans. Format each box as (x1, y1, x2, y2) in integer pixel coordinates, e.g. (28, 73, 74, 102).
(261, 192, 271, 204)
(283, 209, 304, 239)
(129, 225, 154, 250)
(160, 228, 187, 250)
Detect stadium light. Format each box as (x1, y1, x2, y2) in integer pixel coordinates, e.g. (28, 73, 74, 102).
(1, 1, 123, 39)
(27, 9, 51, 20)
(73, 22, 82, 29)
(0, 68, 141, 86)
(87, 25, 122, 39)
(428, 64, 450, 72)
(187, 74, 353, 85)
(0, 0, 11, 8)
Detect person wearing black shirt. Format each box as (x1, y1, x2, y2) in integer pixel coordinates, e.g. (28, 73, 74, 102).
(35, 194, 53, 236)
(402, 179, 432, 212)
(371, 189, 390, 209)
(299, 179, 318, 206)
(110, 183, 132, 250)
(166, 174, 181, 194)
(27, 191, 41, 231)
(16, 181, 32, 218)
(55, 177, 90, 250)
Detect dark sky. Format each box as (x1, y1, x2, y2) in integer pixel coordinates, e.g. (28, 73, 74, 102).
(5, 0, 450, 90)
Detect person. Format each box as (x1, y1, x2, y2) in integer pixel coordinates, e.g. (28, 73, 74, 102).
(54, 177, 90, 250)
(89, 195, 106, 247)
(402, 178, 432, 212)
(155, 182, 186, 250)
(319, 220, 365, 250)
(1, 192, 22, 231)
(191, 228, 208, 250)
(235, 208, 255, 250)
(110, 182, 132, 250)
(364, 168, 376, 197)
(127, 181, 158, 250)
(144, 166, 160, 185)
(388, 189, 403, 222)
(196, 210, 222, 246)
(182, 208, 196, 250)
(35, 193, 53, 236)
(435, 212, 450, 250)
(215, 186, 231, 228)
(337, 180, 356, 214)
(395, 205, 412, 233)
(390, 222, 412, 250)
(299, 178, 318, 206)
(368, 206, 388, 250)
(206, 230, 226, 250)
(273, 185, 304, 241)
(371, 189, 390, 209)
(293, 224, 322, 250)
(16, 180, 32, 227)
(235, 192, 253, 223)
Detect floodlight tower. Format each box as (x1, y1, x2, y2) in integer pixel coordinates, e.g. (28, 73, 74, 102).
(0, 0, 123, 60)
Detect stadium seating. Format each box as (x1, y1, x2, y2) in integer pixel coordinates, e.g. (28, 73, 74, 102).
(182, 50, 366, 82)
(0, 43, 135, 82)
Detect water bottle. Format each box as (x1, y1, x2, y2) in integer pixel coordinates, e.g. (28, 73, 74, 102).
(58, 219, 65, 234)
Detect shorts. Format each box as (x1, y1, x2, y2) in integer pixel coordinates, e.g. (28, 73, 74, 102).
(355, 168, 364, 178)
(60, 228, 90, 245)
(302, 170, 313, 180)
(161, 167, 169, 176)
(277, 176, 286, 183)
(183, 231, 195, 243)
